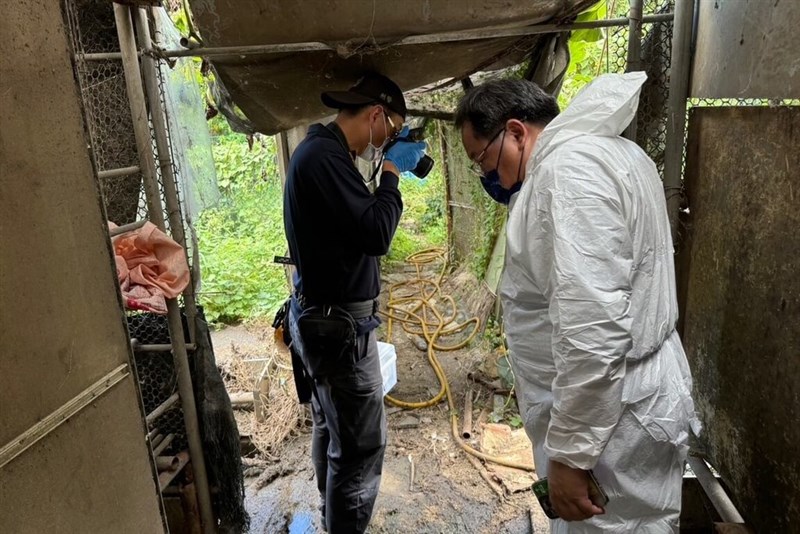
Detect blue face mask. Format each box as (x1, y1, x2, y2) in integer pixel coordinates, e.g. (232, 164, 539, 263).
(479, 129, 525, 205)
(480, 172, 521, 205)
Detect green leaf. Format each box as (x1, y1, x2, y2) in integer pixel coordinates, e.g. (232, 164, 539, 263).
(571, 0, 608, 43)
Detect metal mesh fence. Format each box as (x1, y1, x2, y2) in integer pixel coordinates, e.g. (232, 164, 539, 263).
(66, 0, 193, 456)
(607, 0, 675, 177)
(128, 312, 189, 455)
(67, 0, 143, 225)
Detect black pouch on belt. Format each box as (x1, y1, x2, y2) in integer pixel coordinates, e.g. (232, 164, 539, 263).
(295, 305, 357, 378)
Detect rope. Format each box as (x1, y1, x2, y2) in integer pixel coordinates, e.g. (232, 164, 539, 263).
(381, 248, 535, 472)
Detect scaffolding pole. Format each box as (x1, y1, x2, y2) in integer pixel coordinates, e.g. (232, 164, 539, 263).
(134, 7, 199, 344)
(624, 0, 644, 141)
(113, 4, 215, 533)
(664, 0, 695, 241)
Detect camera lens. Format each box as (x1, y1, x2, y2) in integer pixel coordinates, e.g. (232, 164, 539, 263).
(412, 155, 435, 178)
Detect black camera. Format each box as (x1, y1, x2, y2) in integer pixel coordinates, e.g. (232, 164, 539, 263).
(386, 119, 435, 179)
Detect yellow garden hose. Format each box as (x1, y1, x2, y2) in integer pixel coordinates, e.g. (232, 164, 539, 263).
(381, 248, 535, 472)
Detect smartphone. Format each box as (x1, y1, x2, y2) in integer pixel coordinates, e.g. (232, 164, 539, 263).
(531, 470, 609, 519)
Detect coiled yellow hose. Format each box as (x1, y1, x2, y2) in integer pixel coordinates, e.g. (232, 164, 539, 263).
(382, 248, 535, 472)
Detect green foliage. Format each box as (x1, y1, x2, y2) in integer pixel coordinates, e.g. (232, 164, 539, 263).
(507, 414, 524, 429)
(385, 135, 448, 267)
(195, 117, 288, 324)
(558, 0, 632, 109)
(466, 178, 503, 280)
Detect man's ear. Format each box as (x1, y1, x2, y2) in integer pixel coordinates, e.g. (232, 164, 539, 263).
(506, 119, 528, 148)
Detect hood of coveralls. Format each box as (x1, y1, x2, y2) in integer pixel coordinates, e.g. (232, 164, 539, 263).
(531, 71, 648, 167)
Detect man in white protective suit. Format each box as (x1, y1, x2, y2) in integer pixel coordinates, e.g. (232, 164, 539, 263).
(455, 72, 700, 533)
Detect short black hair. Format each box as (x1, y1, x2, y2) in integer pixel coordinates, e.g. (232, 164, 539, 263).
(337, 103, 377, 116)
(454, 78, 560, 138)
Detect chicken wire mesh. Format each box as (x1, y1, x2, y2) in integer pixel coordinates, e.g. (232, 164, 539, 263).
(607, 0, 674, 178)
(128, 312, 189, 455)
(65, 0, 211, 457)
(67, 0, 143, 225)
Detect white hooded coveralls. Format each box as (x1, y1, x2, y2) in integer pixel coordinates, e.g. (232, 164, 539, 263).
(501, 72, 700, 533)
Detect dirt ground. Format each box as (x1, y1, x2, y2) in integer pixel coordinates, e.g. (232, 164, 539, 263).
(211, 265, 551, 534)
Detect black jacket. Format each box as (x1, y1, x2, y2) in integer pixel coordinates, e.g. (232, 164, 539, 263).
(283, 122, 403, 304)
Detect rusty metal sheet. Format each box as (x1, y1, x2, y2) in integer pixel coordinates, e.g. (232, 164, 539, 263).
(187, 0, 595, 133)
(691, 0, 800, 99)
(678, 106, 800, 533)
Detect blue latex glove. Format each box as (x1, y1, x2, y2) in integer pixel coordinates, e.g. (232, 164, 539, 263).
(384, 126, 427, 173)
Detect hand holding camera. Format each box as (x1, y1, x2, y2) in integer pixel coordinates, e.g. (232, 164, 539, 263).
(384, 125, 435, 178)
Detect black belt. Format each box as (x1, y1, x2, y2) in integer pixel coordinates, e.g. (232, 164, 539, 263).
(296, 295, 378, 319)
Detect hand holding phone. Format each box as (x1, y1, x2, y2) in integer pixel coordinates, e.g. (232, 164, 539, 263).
(532, 469, 608, 520)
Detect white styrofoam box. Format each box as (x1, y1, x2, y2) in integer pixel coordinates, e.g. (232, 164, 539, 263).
(377, 341, 397, 396)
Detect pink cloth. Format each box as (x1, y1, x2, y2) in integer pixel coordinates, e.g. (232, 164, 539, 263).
(109, 221, 190, 314)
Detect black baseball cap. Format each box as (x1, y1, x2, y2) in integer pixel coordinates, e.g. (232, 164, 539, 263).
(321, 72, 407, 118)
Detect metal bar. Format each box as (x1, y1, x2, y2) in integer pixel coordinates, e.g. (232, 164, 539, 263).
(81, 51, 126, 61)
(0, 364, 129, 468)
(407, 108, 455, 121)
(663, 0, 694, 241)
(687, 456, 746, 524)
(114, 6, 214, 530)
(109, 219, 147, 238)
(151, 434, 165, 450)
(98, 165, 140, 180)
(133, 343, 197, 352)
(624, 0, 644, 141)
(145, 392, 180, 425)
(113, 3, 165, 230)
(156, 455, 180, 472)
(86, 13, 675, 62)
(152, 433, 176, 457)
(137, 7, 200, 345)
(159, 450, 191, 490)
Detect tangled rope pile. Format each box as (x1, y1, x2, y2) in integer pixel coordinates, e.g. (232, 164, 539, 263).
(381, 248, 534, 472)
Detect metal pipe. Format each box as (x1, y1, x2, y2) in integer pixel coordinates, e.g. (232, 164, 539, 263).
(115, 11, 213, 528)
(137, 7, 200, 344)
(98, 165, 140, 180)
(462, 387, 474, 440)
(156, 455, 180, 472)
(113, 3, 165, 230)
(86, 13, 674, 62)
(624, 0, 644, 141)
(663, 0, 695, 241)
(407, 108, 455, 121)
(152, 433, 176, 457)
(109, 219, 147, 238)
(687, 456, 746, 524)
(150, 433, 165, 449)
(145, 393, 180, 425)
(81, 51, 131, 61)
(133, 343, 197, 353)
(159, 450, 191, 490)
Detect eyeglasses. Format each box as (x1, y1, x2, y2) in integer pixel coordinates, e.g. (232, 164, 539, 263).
(471, 127, 505, 173)
(384, 112, 403, 141)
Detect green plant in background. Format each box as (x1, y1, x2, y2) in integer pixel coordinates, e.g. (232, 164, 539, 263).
(195, 117, 289, 324)
(384, 133, 448, 268)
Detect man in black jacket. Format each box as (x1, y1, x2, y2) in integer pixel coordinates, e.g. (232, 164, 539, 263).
(283, 72, 426, 534)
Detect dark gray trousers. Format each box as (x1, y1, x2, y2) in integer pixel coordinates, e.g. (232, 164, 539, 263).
(290, 313, 386, 534)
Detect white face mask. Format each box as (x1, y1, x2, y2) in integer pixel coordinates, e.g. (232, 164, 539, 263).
(358, 111, 389, 162)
